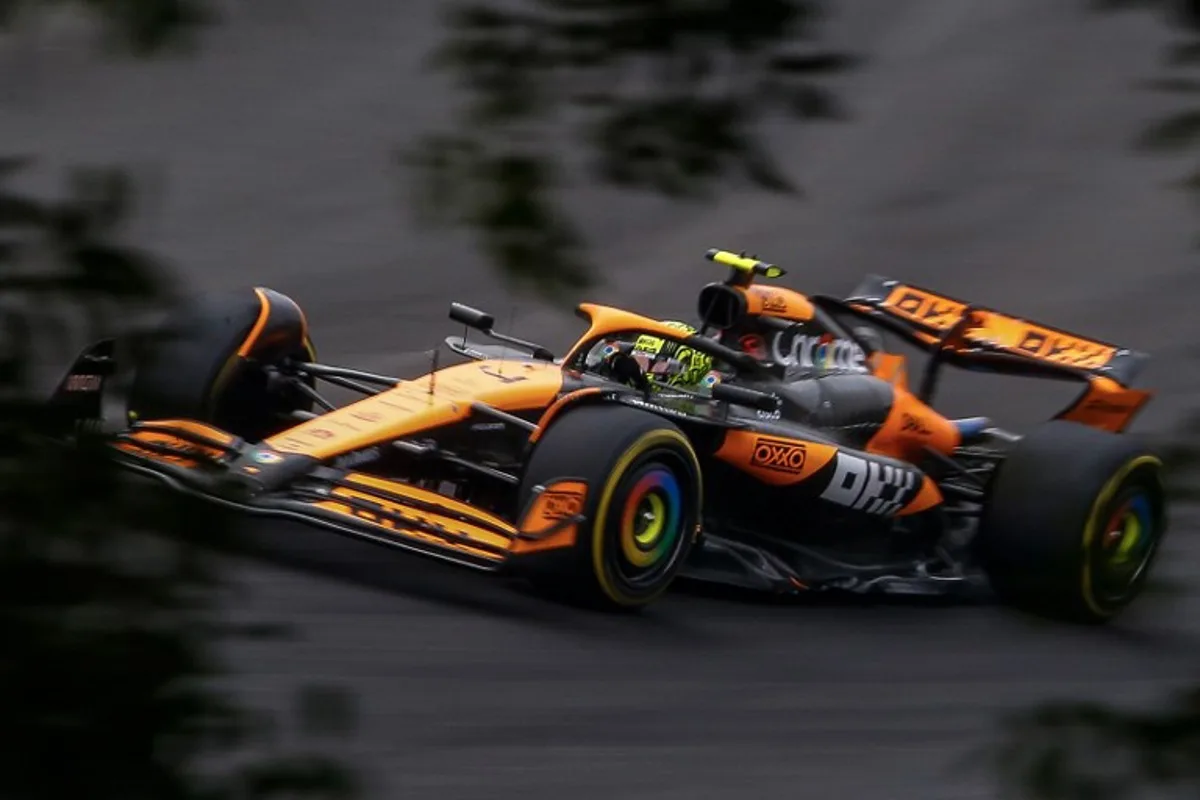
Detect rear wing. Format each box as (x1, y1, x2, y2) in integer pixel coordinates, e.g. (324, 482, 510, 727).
(824, 276, 1154, 432)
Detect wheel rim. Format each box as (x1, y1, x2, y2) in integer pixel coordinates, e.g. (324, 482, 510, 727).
(1094, 487, 1159, 603)
(609, 458, 689, 588)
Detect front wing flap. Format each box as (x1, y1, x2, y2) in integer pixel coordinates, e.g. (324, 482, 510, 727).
(110, 420, 587, 571)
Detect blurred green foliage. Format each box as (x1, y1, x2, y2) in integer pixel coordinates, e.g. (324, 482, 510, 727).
(991, 5, 1200, 799)
(0, 0, 214, 54)
(4, 3, 1198, 800)
(1, 3, 361, 799)
(405, 0, 857, 297)
(993, 686, 1200, 800)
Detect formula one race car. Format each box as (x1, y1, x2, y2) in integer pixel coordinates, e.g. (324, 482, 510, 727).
(45, 249, 1169, 623)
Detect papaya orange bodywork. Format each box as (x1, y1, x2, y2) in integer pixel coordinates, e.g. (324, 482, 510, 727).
(957, 311, 1116, 371)
(714, 429, 945, 516)
(529, 388, 603, 444)
(714, 431, 838, 486)
(265, 360, 563, 460)
(869, 352, 909, 389)
(865, 389, 962, 462)
(878, 285, 967, 332)
(131, 419, 237, 446)
(236, 288, 274, 358)
(342, 472, 518, 535)
(874, 285, 1119, 371)
(512, 479, 589, 555)
(312, 490, 509, 562)
(738, 285, 815, 322)
(896, 476, 944, 517)
(1058, 377, 1153, 433)
(564, 304, 717, 364)
(116, 429, 227, 469)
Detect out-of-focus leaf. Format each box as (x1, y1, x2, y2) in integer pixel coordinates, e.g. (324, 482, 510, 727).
(1091, 0, 1165, 9)
(994, 680, 1200, 799)
(1138, 76, 1200, 93)
(68, 167, 134, 235)
(65, 244, 169, 299)
(1166, 40, 1200, 65)
(296, 685, 359, 738)
(468, 149, 594, 293)
(777, 82, 847, 120)
(587, 97, 756, 197)
(92, 0, 218, 56)
(0, 155, 33, 179)
(410, 0, 855, 296)
(400, 135, 484, 226)
(0, 160, 363, 800)
(768, 52, 861, 74)
(1135, 108, 1200, 150)
(0, 194, 46, 227)
(741, 140, 800, 193)
(231, 755, 362, 799)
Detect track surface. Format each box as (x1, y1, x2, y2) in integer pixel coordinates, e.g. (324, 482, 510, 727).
(4, 2, 1200, 797)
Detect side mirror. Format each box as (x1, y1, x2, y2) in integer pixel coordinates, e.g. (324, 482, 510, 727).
(449, 303, 495, 331)
(712, 382, 781, 413)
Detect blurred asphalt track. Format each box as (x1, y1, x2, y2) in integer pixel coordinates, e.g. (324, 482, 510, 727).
(3, 1, 1200, 797)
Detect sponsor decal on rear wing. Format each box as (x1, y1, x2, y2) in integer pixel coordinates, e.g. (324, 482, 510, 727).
(842, 276, 1150, 388)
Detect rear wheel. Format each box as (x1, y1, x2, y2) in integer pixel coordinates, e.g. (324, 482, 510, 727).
(514, 405, 703, 610)
(127, 287, 316, 442)
(976, 420, 1167, 624)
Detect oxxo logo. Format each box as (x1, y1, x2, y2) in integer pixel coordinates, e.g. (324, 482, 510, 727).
(541, 489, 584, 519)
(771, 331, 867, 373)
(750, 437, 808, 474)
(820, 452, 918, 516)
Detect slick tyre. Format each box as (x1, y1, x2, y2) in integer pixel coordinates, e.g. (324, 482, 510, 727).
(515, 405, 703, 611)
(127, 287, 317, 442)
(976, 420, 1167, 624)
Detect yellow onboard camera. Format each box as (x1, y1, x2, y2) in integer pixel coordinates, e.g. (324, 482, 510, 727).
(704, 248, 787, 281)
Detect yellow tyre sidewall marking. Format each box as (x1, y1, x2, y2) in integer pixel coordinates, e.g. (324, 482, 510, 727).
(1080, 454, 1162, 617)
(591, 428, 701, 607)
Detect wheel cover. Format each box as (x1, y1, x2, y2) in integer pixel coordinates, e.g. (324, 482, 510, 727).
(599, 449, 695, 596)
(619, 466, 683, 569)
(1095, 488, 1158, 602)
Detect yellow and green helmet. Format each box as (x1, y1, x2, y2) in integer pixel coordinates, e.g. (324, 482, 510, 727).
(630, 320, 714, 389)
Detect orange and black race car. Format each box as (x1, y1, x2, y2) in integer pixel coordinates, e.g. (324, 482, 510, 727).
(46, 249, 1169, 623)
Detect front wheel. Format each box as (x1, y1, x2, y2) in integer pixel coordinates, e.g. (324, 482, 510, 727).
(513, 405, 703, 611)
(127, 287, 316, 442)
(976, 420, 1168, 624)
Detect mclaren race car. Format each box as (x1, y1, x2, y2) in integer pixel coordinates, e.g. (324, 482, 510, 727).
(46, 248, 1169, 623)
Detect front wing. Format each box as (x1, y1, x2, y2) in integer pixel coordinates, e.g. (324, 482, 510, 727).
(111, 420, 586, 571)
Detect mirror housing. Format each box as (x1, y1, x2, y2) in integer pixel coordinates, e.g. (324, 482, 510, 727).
(449, 302, 495, 331)
(712, 382, 781, 413)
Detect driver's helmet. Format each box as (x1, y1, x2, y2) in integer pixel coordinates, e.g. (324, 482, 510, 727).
(629, 321, 714, 389)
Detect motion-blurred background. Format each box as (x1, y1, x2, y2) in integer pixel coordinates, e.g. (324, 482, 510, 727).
(2, 1, 1197, 798)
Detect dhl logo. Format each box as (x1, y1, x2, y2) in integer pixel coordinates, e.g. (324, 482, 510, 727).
(883, 287, 966, 331)
(1013, 328, 1114, 370)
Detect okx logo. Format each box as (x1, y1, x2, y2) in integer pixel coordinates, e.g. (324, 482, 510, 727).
(750, 437, 808, 474)
(820, 452, 918, 516)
